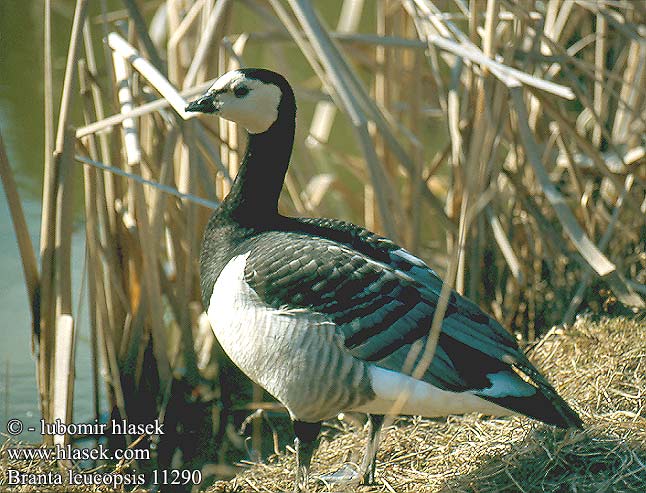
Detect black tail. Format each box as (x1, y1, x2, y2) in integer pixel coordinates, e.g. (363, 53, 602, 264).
(482, 387, 583, 429)
(439, 334, 583, 429)
(482, 356, 583, 429)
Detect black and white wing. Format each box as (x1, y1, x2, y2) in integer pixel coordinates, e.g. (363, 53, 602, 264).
(242, 225, 582, 429)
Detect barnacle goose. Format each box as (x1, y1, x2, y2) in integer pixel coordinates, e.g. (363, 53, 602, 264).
(186, 68, 582, 492)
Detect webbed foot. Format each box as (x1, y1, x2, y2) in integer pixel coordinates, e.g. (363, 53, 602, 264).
(317, 463, 361, 485)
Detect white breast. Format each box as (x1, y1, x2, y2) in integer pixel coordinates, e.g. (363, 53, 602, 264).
(206, 253, 365, 421)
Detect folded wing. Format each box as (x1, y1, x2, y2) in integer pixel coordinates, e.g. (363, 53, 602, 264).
(243, 224, 582, 429)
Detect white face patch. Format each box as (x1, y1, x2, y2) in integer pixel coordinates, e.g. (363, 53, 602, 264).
(207, 70, 282, 134)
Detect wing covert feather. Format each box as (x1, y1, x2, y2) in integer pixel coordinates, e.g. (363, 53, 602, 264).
(243, 229, 523, 394)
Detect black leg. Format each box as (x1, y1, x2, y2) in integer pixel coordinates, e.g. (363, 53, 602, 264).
(360, 414, 384, 485)
(293, 420, 322, 493)
(317, 414, 385, 486)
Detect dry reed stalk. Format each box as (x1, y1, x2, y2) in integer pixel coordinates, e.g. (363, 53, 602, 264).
(148, 127, 180, 251)
(406, 18, 425, 253)
(563, 174, 636, 325)
(405, 1, 575, 98)
(183, 0, 232, 90)
(48, 125, 77, 451)
(167, 0, 192, 86)
(112, 34, 139, 354)
(108, 32, 194, 120)
(592, 11, 607, 149)
(52, 314, 75, 451)
(37, 0, 89, 441)
(75, 80, 213, 139)
(121, 0, 165, 74)
(374, 0, 390, 236)
(112, 47, 172, 390)
(511, 88, 642, 309)
(132, 199, 172, 389)
(0, 131, 40, 334)
(37, 33, 56, 437)
(74, 154, 218, 209)
(612, 36, 644, 143)
(41, 0, 54, 260)
(76, 102, 130, 434)
(78, 59, 112, 430)
(288, 0, 404, 241)
(176, 125, 201, 387)
(83, 187, 103, 434)
(53, 125, 76, 320)
(329, 21, 451, 232)
(307, 0, 364, 148)
(112, 48, 142, 166)
(82, 18, 119, 250)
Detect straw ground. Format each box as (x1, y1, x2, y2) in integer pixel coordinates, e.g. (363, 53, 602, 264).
(209, 314, 646, 493)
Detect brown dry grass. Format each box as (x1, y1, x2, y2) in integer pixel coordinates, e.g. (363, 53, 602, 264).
(209, 314, 646, 493)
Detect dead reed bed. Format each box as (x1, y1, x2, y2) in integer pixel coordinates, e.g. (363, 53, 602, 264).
(1, 0, 644, 487)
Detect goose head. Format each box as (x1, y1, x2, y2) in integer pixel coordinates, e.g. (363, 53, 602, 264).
(185, 68, 294, 134)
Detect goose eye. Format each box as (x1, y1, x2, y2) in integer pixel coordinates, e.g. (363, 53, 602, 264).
(233, 85, 250, 98)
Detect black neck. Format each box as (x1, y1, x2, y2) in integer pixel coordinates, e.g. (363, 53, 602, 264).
(220, 95, 295, 226)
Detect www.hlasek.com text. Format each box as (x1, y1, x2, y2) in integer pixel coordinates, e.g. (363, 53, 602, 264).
(4, 443, 150, 462)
